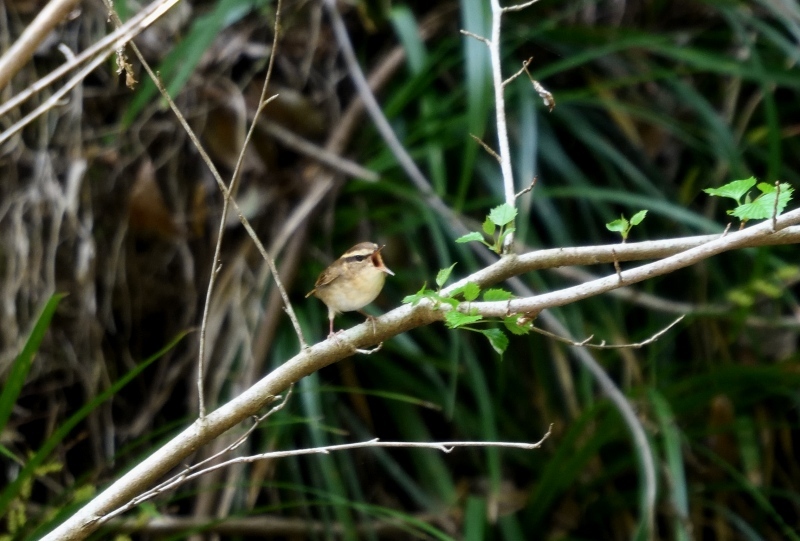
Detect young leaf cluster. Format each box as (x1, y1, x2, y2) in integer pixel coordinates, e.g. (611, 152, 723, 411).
(704, 177, 794, 224)
(402, 263, 535, 356)
(455, 203, 518, 254)
(605, 210, 647, 242)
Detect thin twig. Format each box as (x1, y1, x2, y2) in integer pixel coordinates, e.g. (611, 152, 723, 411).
(354, 342, 383, 355)
(323, 0, 469, 243)
(550, 265, 800, 329)
(469, 133, 501, 162)
(0, 51, 109, 146)
(459, 29, 490, 46)
(502, 57, 532, 87)
(0, 0, 82, 90)
(514, 176, 537, 200)
(502, 0, 541, 12)
(259, 120, 379, 181)
(772, 181, 780, 232)
(101, 425, 553, 520)
(108, 512, 447, 536)
(529, 316, 685, 349)
(612, 248, 622, 283)
(0, 0, 181, 124)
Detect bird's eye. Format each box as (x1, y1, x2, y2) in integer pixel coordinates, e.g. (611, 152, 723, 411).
(354, 255, 367, 262)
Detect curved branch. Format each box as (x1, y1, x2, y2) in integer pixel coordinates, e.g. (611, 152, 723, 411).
(459, 208, 800, 317)
(43, 208, 800, 540)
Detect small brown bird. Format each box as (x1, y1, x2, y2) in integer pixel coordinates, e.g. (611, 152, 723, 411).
(306, 242, 394, 337)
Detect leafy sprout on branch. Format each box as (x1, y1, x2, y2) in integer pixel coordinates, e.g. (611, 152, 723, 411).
(704, 177, 794, 227)
(455, 203, 518, 254)
(606, 210, 648, 243)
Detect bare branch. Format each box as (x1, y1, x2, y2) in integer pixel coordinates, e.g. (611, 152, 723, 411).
(459, 29, 490, 46)
(502, 0, 541, 12)
(529, 316, 685, 349)
(43, 212, 800, 539)
(503, 57, 532, 87)
(0, 0, 183, 139)
(454, 208, 800, 318)
(324, 0, 435, 200)
(515, 176, 537, 200)
(100, 388, 293, 524)
(612, 248, 623, 283)
(489, 0, 517, 250)
(99, 0, 308, 417)
(470, 133, 502, 162)
(0, 52, 108, 146)
(101, 425, 553, 522)
(0, 0, 82, 90)
(259, 120, 379, 181)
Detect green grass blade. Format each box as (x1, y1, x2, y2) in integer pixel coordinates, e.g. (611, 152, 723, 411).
(463, 496, 487, 541)
(0, 293, 65, 435)
(0, 331, 188, 516)
(649, 390, 690, 541)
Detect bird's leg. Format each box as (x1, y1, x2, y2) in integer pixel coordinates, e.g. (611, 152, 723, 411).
(327, 311, 338, 339)
(358, 310, 377, 335)
(327, 309, 346, 341)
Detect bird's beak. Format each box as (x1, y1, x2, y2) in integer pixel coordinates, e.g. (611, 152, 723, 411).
(373, 245, 394, 276)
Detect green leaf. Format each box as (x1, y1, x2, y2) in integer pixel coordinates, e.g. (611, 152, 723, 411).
(461, 282, 481, 302)
(488, 203, 517, 227)
(444, 310, 483, 329)
(482, 217, 496, 236)
(630, 210, 648, 226)
(481, 328, 509, 355)
(703, 176, 756, 202)
(455, 231, 485, 244)
(503, 315, 530, 335)
(756, 182, 775, 193)
(436, 263, 457, 288)
(483, 288, 514, 301)
(605, 217, 629, 233)
(0, 294, 65, 436)
(402, 283, 431, 305)
(498, 226, 516, 244)
(730, 183, 793, 221)
(437, 296, 460, 308)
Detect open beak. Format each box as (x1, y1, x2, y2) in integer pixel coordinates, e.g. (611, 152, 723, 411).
(373, 245, 395, 276)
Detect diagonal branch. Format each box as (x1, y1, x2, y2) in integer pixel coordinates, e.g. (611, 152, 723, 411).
(0, 0, 183, 143)
(0, 0, 82, 90)
(457, 208, 800, 317)
(43, 204, 800, 540)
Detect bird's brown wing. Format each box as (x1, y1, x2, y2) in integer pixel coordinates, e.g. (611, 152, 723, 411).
(305, 262, 344, 297)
